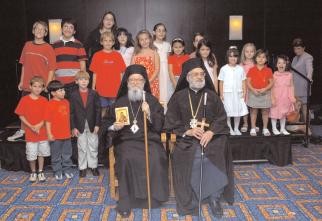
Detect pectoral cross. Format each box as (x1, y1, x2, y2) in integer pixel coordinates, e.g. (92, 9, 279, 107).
(197, 117, 209, 130)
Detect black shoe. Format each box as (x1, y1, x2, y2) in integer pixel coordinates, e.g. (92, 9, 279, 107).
(91, 168, 100, 176)
(209, 200, 223, 218)
(79, 169, 86, 178)
(116, 208, 131, 218)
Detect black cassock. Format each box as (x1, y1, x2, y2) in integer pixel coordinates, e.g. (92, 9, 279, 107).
(106, 93, 169, 210)
(164, 87, 234, 215)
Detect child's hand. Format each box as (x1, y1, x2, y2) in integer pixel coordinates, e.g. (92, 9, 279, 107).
(47, 133, 54, 141)
(290, 97, 296, 103)
(73, 128, 80, 137)
(253, 89, 260, 95)
(220, 95, 224, 101)
(18, 82, 23, 91)
(272, 98, 276, 106)
(94, 126, 99, 134)
(258, 88, 266, 94)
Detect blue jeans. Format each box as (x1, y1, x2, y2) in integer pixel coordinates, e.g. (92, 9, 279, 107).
(50, 139, 73, 176)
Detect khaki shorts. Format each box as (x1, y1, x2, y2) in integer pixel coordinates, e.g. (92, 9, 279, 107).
(26, 141, 51, 161)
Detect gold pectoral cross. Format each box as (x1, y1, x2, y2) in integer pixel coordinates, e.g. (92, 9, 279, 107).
(197, 118, 209, 130)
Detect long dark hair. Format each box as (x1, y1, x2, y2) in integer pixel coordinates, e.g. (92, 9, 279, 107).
(114, 28, 134, 50)
(98, 11, 117, 34)
(275, 54, 291, 71)
(196, 39, 217, 67)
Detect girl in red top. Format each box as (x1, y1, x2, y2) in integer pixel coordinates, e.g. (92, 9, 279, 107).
(247, 49, 274, 136)
(168, 38, 189, 88)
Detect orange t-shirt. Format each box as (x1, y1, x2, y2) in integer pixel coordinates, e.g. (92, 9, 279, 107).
(19, 41, 56, 91)
(44, 99, 71, 140)
(247, 66, 273, 89)
(90, 50, 126, 97)
(15, 95, 48, 142)
(168, 54, 190, 76)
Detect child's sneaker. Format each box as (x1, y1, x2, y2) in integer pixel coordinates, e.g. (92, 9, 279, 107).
(64, 172, 74, 179)
(38, 171, 46, 182)
(55, 174, 63, 180)
(7, 129, 25, 141)
(29, 172, 37, 182)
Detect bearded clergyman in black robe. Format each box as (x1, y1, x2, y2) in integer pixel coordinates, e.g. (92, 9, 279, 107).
(164, 58, 234, 218)
(106, 64, 169, 218)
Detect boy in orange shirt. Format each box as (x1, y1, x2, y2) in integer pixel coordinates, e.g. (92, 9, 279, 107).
(15, 76, 50, 182)
(45, 80, 73, 180)
(90, 31, 126, 117)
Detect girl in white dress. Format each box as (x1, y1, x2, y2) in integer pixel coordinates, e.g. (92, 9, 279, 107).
(219, 47, 248, 135)
(196, 39, 218, 93)
(115, 28, 134, 67)
(153, 23, 172, 104)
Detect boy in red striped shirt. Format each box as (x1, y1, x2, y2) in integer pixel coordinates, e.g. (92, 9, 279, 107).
(52, 18, 87, 99)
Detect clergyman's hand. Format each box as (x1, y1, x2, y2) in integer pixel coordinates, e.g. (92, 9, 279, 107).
(114, 122, 124, 131)
(185, 127, 204, 140)
(200, 131, 214, 147)
(142, 101, 150, 117)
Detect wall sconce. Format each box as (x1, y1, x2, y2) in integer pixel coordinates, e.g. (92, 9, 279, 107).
(229, 15, 243, 40)
(48, 19, 62, 44)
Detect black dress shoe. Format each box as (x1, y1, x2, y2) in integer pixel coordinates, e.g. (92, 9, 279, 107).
(116, 208, 131, 218)
(209, 200, 223, 218)
(91, 168, 100, 176)
(79, 169, 86, 178)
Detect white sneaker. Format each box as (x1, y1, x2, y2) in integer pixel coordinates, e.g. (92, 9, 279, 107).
(64, 172, 74, 179)
(255, 127, 260, 132)
(38, 171, 46, 182)
(55, 174, 63, 180)
(272, 128, 281, 135)
(234, 129, 242, 135)
(230, 129, 236, 136)
(7, 129, 24, 141)
(280, 129, 290, 135)
(250, 128, 257, 136)
(29, 172, 37, 182)
(262, 128, 271, 136)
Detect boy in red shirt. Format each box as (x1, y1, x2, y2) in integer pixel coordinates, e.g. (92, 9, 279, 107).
(8, 21, 56, 141)
(90, 31, 126, 117)
(15, 76, 50, 182)
(45, 80, 73, 180)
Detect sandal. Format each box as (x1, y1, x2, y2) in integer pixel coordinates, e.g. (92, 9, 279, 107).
(250, 128, 257, 136)
(241, 125, 248, 132)
(262, 128, 271, 136)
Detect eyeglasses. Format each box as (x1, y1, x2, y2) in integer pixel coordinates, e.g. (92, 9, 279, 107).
(128, 78, 145, 83)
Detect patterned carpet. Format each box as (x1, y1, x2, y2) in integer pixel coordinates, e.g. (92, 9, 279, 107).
(0, 144, 321, 221)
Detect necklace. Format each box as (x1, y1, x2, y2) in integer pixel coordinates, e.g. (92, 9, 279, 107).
(188, 91, 203, 128)
(129, 99, 142, 133)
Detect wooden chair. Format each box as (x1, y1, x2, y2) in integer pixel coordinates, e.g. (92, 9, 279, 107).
(108, 132, 171, 200)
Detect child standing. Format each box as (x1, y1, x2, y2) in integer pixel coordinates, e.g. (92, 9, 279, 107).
(45, 80, 74, 180)
(247, 50, 274, 136)
(153, 23, 172, 103)
(240, 43, 256, 132)
(15, 76, 50, 182)
(90, 32, 126, 118)
(196, 39, 218, 93)
(8, 21, 56, 142)
(70, 71, 101, 177)
(168, 38, 189, 88)
(131, 29, 160, 99)
(52, 19, 87, 99)
(270, 55, 296, 135)
(189, 32, 204, 58)
(219, 47, 248, 135)
(115, 28, 134, 67)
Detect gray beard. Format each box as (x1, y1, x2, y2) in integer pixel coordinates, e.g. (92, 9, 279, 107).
(128, 87, 143, 102)
(189, 79, 205, 91)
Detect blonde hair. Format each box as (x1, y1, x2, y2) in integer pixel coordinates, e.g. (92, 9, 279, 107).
(75, 71, 90, 80)
(240, 43, 256, 64)
(32, 21, 48, 35)
(134, 29, 155, 55)
(100, 31, 115, 42)
(30, 76, 45, 86)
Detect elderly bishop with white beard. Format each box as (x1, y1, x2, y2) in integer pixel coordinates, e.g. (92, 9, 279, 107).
(164, 58, 234, 218)
(105, 64, 168, 218)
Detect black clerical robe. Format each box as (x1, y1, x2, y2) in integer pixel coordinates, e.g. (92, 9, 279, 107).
(164, 88, 234, 215)
(106, 93, 169, 210)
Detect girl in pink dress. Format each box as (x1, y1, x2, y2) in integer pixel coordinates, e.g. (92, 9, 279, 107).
(131, 30, 160, 98)
(270, 55, 296, 135)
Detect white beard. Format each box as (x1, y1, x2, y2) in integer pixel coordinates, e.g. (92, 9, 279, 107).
(128, 85, 144, 102)
(189, 79, 205, 91)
